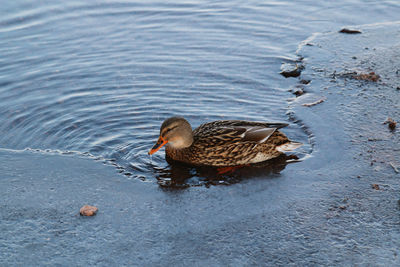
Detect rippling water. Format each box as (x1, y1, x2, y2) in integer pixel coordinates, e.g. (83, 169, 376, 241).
(1, 0, 399, 185)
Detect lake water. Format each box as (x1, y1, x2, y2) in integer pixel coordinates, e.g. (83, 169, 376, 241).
(1, 0, 399, 185)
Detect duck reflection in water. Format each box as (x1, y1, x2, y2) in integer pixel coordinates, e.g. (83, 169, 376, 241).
(153, 154, 299, 189)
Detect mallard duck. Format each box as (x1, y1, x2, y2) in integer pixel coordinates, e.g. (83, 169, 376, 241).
(149, 117, 301, 167)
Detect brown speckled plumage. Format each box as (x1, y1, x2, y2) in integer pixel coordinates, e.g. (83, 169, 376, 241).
(149, 117, 301, 167)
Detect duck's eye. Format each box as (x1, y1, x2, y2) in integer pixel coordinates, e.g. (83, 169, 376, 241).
(162, 127, 172, 136)
(162, 126, 177, 136)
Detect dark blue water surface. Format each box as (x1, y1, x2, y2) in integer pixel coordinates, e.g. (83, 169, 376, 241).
(1, 0, 399, 184)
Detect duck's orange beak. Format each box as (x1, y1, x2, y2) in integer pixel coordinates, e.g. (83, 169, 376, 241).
(148, 136, 168, 155)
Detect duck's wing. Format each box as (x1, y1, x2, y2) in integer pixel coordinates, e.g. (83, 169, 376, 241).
(221, 120, 288, 130)
(193, 120, 288, 145)
(194, 120, 287, 133)
(240, 126, 276, 143)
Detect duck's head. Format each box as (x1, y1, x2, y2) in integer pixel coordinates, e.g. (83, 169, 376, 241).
(148, 117, 194, 155)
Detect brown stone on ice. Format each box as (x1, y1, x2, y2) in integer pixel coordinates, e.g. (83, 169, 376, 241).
(352, 71, 380, 82)
(339, 28, 362, 34)
(293, 88, 304, 96)
(80, 205, 98, 216)
(302, 97, 326, 107)
(280, 63, 304, 78)
(384, 117, 396, 131)
(371, 184, 380, 190)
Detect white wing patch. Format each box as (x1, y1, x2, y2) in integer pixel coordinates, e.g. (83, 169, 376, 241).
(249, 152, 276, 163)
(276, 141, 303, 152)
(249, 141, 303, 163)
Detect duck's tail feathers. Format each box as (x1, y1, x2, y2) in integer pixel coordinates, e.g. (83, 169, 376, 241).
(276, 141, 303, 152)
